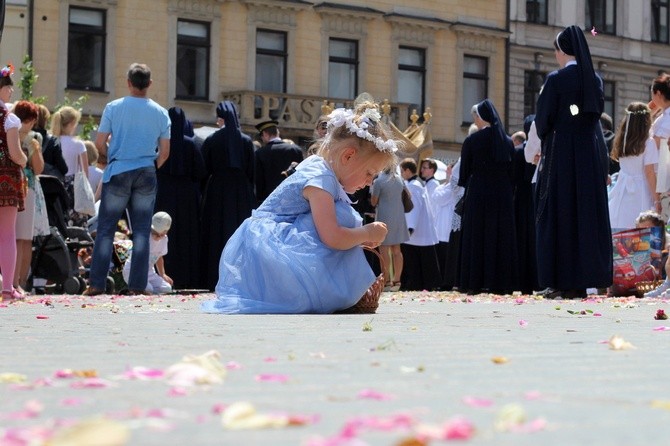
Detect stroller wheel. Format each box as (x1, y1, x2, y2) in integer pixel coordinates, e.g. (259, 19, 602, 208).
(77, 277, 87, 294)
(63, 277, 81, 295)
(106, 276, 116, 294)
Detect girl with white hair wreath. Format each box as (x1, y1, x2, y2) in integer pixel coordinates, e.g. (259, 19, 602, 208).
(607, 101, 658, 231)
(203, 98, 402, 314)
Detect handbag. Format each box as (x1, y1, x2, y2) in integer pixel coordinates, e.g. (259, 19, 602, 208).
(73, 155, 96, 217)
(33, 176, 50, 236)
(401, 186, 414, 213)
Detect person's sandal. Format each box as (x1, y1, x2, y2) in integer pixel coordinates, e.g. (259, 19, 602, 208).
(1, 289, 25, 301)
(383, 281, 394, 292)
(83, 287, 104, 296)
(390, 282, 401, 292)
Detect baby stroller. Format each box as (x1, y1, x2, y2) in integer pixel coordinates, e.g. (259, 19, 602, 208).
(27, 176, 102, 294)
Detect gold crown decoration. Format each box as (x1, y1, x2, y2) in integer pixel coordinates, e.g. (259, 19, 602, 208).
(381, 99, 392, 117)
(321, 100, 333, 116)
(410, 109, 420, 125)
(423, 107, 432, 124)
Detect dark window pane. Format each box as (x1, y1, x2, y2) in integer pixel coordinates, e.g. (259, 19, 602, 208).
(67, 7, 105, 90)
(256, 54, 285, 92)
(176, 19, 209, 100)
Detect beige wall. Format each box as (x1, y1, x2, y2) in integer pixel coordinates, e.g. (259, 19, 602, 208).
(28, 0, 508, 158)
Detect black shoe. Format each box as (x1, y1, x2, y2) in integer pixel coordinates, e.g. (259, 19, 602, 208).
(562, 289, 587, 299)
(537, 287, 562, 299)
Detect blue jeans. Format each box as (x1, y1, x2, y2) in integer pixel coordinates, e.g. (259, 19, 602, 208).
(89, 167, 157, 291)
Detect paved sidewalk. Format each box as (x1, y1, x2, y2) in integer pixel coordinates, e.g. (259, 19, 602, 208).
(1, 291, 669, 445)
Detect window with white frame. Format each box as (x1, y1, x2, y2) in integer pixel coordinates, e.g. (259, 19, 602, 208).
(462, 55, 488, 125)
(586, 0, 616, 35)
(256, 29, 287, 93)
(328, 38, 358, 100)
(176, 19, 210, 100)
(68, 7, 105, 91)
(398, 46, 426, 121)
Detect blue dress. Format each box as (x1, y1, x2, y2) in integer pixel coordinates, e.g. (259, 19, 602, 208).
(201, 155, 375, 314)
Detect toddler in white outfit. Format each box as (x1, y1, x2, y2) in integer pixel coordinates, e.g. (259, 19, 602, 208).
(122, 212, 173, 294)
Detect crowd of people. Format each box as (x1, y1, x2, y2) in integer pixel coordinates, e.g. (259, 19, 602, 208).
(3, 24, 670, 309)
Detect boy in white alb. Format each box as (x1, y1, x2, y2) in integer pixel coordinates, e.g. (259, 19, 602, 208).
(123, 212, 173, 294)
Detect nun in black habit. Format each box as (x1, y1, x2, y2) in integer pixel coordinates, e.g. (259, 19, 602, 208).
(200, 101, 256, 291)
(155, 107, 207, 289)
(534, 25, 612, 299)
(458, 99, 518, 294)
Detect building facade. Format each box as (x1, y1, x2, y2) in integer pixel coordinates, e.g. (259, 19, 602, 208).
(6, 0, 510, 159)
(510, 0, 670, 132)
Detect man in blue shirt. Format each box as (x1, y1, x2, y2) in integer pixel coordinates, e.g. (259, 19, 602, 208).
(85, 63, 170, 295)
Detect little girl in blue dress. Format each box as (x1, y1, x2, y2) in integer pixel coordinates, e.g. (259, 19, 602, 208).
(202, 100, 399, 314)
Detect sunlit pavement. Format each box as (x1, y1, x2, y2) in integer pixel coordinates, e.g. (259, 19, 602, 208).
(1, 291, 669, 445)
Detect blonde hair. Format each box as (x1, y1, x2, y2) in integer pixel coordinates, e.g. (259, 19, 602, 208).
(36, 104, 51, 129)
(51, 106, 81, 137)
(317, 101, 398, 172)
(84, 140, 98, 165)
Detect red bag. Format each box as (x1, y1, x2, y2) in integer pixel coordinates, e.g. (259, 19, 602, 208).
(611, 227, 663, 296)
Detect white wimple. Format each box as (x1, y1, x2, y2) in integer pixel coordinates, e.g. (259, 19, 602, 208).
(327, 108, 398, 153)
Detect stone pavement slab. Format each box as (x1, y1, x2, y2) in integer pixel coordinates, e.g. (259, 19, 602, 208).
(1, 291, 669, 445)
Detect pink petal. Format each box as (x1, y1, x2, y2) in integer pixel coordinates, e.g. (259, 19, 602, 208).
(255, 373, 289, 383)
(515, 298, 525, 304)
(225, 361, 243, 370)
(263, 357, 278, 362)
(211, 403, 227, 414)
(523, 390, 543, 400)
(443, 416, 476, 440)
(168, 387, 188, 397)
(357, 389, 394, 401)
(653, 326, 670, 331)
(36, 315, 49, 319)
(591, 26, 598, 36)
(54, 369, 76, 379)
(593, 313, 602, 317)
(509, 418, 547, 433)
(462, 396, 494, 407)
(519, 320, 528, 327)
(60, 397, 84, 406)
(122, 366, 165, 380)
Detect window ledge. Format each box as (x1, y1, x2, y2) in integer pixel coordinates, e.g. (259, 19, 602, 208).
(65, 88, 110, 96)
(174, 98, 215, 105)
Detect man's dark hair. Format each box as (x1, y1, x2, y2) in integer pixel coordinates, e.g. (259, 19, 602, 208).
(127, 63, 151, 90)
(600, 112, 613, 132)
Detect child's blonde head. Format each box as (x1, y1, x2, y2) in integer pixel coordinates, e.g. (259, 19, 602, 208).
(317, 100, 399, 173)
(51, 106, 81, 137)
(84, 140, 98, 165)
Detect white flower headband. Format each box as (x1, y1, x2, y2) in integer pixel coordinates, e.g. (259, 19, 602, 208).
(327, 107, 398, 153)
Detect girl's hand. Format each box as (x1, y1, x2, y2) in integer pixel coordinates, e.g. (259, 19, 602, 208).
(364, 221, 388, 247)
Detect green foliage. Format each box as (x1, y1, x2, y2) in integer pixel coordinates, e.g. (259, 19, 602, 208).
(19, 54, 98, 140)
(18, 54, 46, 104)
(55, 94, 98, 140)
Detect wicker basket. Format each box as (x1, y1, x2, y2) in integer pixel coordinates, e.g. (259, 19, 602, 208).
(635, 279, 665, 297)
(335, 246, 385, 314)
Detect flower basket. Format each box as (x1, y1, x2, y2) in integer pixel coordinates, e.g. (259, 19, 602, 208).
(635, 279, 665, 297)
(335, 246, 385, 314)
